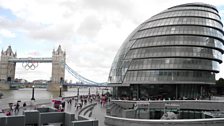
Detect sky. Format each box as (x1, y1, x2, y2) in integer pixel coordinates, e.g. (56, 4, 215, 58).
(0, 0, 224, 83)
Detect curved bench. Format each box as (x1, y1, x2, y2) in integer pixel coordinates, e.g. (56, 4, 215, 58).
(78, 102, 97, 119)
(104, 100, 224, 126)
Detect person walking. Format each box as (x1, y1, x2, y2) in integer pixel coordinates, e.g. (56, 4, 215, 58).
(14, 102, 20, 113)
(8, 103, 13, 111)
(23, 102, 27, 110)
(62, 101, 65, 109)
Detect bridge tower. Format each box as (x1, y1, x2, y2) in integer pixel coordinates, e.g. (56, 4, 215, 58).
(0, 46, 16, 90)
(48, 45, 67, 91)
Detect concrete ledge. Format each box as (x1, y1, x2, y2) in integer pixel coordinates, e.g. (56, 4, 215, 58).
(105, 115, 224, 126)
(0, 109, 87, 126)
(72, 120, 98, 126)
(37, 107, 57, 112)
(6, 115, 25, 126)
(40, 112, 65, 124)
(23, 110, 39, 125)
(65, 113, 75, 126)
(0, 115, 6, 126)
(78, 115, 90, 120)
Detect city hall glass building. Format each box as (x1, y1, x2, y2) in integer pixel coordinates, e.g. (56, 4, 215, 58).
(108, 3, 224, 100)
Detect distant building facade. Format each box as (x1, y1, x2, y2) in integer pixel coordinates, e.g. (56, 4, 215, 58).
(108, 3, 224, 100)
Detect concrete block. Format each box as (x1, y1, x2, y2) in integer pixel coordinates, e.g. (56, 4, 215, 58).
(6, 115, 25, 126)
(24, 110, 39, 125)
(40, 112, 65, 124)
(65, 113, 75, 126)
(0, 116, 6, 126)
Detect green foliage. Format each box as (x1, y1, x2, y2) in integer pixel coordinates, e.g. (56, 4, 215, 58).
(215, 78, 224, 95)
(216, 78, 224, 86)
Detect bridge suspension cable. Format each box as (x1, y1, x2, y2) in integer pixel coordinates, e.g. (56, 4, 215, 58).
(65, 63, 107, 85)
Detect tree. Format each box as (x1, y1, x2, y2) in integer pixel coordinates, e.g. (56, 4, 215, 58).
(216, 78, 224, 95)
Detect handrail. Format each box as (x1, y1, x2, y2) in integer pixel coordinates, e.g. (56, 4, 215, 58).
(105, 115, 224, 122)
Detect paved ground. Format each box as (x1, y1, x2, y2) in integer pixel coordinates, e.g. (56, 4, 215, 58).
(92, 103, 107, 126)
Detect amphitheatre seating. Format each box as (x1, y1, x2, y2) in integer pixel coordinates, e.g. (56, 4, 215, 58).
(104, 100, 224, 126)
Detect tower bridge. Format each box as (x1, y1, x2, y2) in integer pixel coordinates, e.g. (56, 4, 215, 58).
(0, 45, 107, 91)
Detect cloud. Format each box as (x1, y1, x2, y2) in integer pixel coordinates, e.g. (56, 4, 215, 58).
(77, 16, 102, 38)
(0, 29, 15, 38)
(28, 23, 75, 41)
(0, 7, 17, 20)
(27, 51, 40, 57)
(1, 0, 224, 82)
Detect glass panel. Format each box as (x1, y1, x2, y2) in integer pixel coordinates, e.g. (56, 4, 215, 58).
(124, 70, 215, 84)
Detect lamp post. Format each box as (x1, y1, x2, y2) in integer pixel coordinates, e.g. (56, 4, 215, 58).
(96, 87, 98, 95)
(77, 87, 79, 97)
(59, 85, 62, 97)
(88, 87, 91, 97)
(31, 85, 35, 100)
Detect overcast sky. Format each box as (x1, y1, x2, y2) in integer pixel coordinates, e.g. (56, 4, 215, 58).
(0, 0, 224, 82)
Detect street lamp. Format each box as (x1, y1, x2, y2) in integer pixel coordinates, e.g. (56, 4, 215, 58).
(96, 87, 98, 95)
(77, 87, 79, 97)
(88, 87, 91, 97)
(31, 85, 35, 100)
(102, 88, 104, 95)
(59, 85, 62, 97)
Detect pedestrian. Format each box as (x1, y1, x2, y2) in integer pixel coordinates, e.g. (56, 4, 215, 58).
(14, 102, 20, 113)
(67, 99, 71, 104)
(84, 98, 87, 105)
(89, 97, 92, 103)
(8, 103, 13, 111)
(62, 101, 65, 109)
(74, 101, 77, 107)
(59, 104, 63, 112)
(23, 102, 27, 110)
(81, 98, 84, 105)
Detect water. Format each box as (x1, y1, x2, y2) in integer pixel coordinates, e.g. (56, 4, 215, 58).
(0, 87, 109, 109)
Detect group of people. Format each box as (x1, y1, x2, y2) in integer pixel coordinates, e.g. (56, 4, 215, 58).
(74, 95, 92, 110)
(3, 93, 111, 116)
(100, 95, 110, 107)
(58, 101, 66, 112)
(5, 101, 27, 116)
(54, 94, 111, 112)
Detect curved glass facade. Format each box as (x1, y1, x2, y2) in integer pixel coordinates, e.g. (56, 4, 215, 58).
(108, 3, 224, 99)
